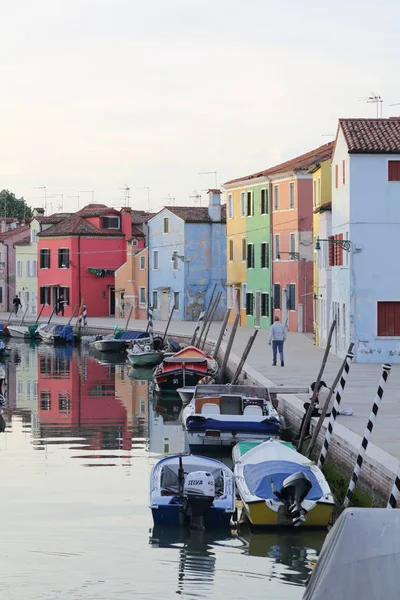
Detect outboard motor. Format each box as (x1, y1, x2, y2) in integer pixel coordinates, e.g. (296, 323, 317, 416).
(183, 471, 215, 531)
(277, 471, 312, 526)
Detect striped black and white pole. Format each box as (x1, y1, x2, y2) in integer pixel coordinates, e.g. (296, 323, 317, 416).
(76, 314, 82, 332)
(387, 467, 400, 509)
(82, 304, 87, 330)
(147, 305, 154, 335)
(343, 363, 391, 508)
(190, 310, 205, 346)
(317, 351, 354, 470)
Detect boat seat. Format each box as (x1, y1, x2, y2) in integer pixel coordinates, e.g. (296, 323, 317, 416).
(201, 403, 221, 415)
(243, 405, 263, 416)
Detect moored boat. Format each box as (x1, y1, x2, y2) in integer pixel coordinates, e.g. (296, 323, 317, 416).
(36, 324, 74, 344)
(6, 325, 31, 339)
(177, 386, 197, 405)
(153, 346, 218, 393)
(127, 342, 163, 367)
(89, 331, 151, 353)
(234, 439, 334, 528)
(150, 453, 235, 528)
(182, 384, 282, 451)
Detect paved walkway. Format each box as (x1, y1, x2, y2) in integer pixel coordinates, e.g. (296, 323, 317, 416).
(3, 312, 400, 462)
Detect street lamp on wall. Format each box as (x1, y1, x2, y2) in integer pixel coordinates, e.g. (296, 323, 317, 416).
(277, 252, 300, 261)
(315, 236, 351, 252)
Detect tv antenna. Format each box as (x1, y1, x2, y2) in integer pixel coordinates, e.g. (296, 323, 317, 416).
(359, 93, 383, 118)
(189, 190, 202, 206)
(198, 171, 218, 188)
(120, 185, 131, 206)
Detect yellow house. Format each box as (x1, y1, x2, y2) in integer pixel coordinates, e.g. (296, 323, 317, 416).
(223, 186, 248, 325)
(310, 156, 333, 346)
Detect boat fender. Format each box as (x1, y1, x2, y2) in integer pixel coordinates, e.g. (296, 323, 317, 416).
(183, 471, 215, 531)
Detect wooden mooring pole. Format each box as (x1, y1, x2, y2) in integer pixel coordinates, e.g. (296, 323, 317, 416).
(217, 313, 240, 383)
(19, 306, 29, 326)
(190, 310, 205, 346)
(298, 320, 336, 453)
(196, 284, 217, 348)
(231, 329, 259, 385)
(343, 363, 391, 508)
(211, 308, 231, 358)
(162, 306, 175, 346)
(67, 304, 78, 326)
(201, 291, 222, 350)
(307, 342, 354, 458)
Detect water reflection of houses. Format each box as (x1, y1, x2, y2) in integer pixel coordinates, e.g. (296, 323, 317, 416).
(149, 397, 186, 455)
(114, 364, 149, 447)
(37, 348, 132, 450)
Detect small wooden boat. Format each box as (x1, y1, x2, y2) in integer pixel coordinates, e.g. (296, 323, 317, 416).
(153, 346, 218, 393)
(233, 439, 334, 528)
(36, 324, 74, 344)
(150, 453, 235, 529)
(6, 325, 31, 339)
(90, 331, 151, 353)
(127, 342, 163, 367)
(182, 384, 281, 451)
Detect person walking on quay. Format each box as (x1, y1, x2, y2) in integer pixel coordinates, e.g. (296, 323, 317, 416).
(12, 295, 22, 316)
(56, 294, 66, 317)
(268, 316, 287, 367)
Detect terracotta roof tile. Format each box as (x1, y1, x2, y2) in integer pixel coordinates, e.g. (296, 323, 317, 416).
(38, 214, 124, 237)
(162, 205, 226, 223)
(131, 210, 155, 225)
(223, 142, 335, 185)
(76, 203, 121, 217)
(13, 235, 31, 246)
(36, 213, 73, 224)
(339, 118, 400, 153)
(0, 225, 30, 242)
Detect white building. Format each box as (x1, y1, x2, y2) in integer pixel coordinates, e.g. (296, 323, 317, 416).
(331, 118, 400, 363)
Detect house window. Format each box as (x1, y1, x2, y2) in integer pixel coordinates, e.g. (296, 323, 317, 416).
(247, 243, 254, 269)
(229, 239, 234, 262)
(31, 229, 37, 243)
(273, 284, 281, 309)
(246, 292, 254, 316)
(140, 255, 146, 270)
(26, 261, 30, 277)
(228, 194, 233, 218)
(174, 291, 180, 310)
(274, 234, 280, 260)
(58, 248, 69, 269)
(287, 284, 296, 310)
(152, 291, 158, 309)
(261, 242, 269, 269)
(17, 261, 22, 277)
(101, 216, 120, 229)
(0, 287, 2, 303)
(328, 234, 344, 266)
(290, 233, 296, 258)
(274, 185, 279, 210)
(241, 192, 246, 217)
(139, 287, 146, 305)
(163, 217, 170, 233)
(242, 284, 247, 309)
(40, 391, 51, 411)
(388, 161, 400, 181)
(40, 249, 50, 269)
(247, 191, 254, 216)
(335, 164, 339, 188)
(261, 293, 269, 317)
(58, 392, 70, 412)
(153, 250, 159, 269)
(241, 238, 247, 261)
(227, 285, 233, 309)
(40, 286, 51, 305)
(32, 260, 37, 276)
(59, 287, 70, 306)
(318, 177, 321, 205)
(172, 251, 179, 270)
(377, 301, 400, 336)
(289, 182, 295, 209)
(342, 160, 346, 184)
(313, 180, 317, 207)
(261, 189, 269, 214)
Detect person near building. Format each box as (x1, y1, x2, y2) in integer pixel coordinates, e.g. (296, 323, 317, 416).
(12, 295, 22, 316)
(268, 316, 287, 366)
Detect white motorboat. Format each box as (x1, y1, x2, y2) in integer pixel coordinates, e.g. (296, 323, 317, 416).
(182, 384, 282, 450)
(127, 342, 162, 367)
(7, 325, 31, 339)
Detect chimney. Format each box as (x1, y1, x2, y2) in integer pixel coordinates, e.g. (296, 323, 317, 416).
(120, 206, 133, 238)
(33, 207, 45, 217)
(207, 189, 222, 222)
(0, 219, 6, 233)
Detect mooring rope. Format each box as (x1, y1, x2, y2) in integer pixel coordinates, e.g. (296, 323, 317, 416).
(317, 351, 354, 470)
(343, 363, 391, 508)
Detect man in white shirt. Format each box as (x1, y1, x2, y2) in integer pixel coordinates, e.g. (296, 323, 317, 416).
(268, 316, 287, 367)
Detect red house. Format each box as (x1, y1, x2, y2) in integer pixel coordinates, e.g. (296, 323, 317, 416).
(37, 204, 133, 317)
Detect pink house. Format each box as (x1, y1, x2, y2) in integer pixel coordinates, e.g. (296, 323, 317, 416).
(37, 204, 132, 318)
(0, 223, 30, 312)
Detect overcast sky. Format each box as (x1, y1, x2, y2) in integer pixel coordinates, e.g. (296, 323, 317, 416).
(1, 0, 399, 214)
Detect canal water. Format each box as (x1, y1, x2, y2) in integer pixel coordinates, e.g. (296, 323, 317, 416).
(0, 342, 326, 599)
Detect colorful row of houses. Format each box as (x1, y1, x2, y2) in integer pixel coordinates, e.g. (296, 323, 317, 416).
(0, 190, 227, 323)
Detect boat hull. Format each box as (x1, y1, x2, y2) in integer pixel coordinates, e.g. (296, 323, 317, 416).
(187, 431, 280, 451)
(151, 503, 232, 528)
(242, 499, 334, 528)
(127, 352, 162, 367)
(7, 326, 31, 339)
(154, 369, 208, 393)
(90, 340, 127, 353)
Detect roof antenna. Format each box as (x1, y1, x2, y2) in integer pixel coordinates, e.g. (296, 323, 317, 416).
(189, 190, 202, 206)
(359, 93, 383, 118)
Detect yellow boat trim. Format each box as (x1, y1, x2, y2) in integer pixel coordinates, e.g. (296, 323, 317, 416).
(244, 500, 334, 527)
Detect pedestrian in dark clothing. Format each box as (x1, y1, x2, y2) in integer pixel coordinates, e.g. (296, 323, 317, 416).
(57, 295, 65, 317)
(12, 295, 22, 316)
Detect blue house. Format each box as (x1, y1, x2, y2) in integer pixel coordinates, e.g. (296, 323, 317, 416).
(148, 190, 226, 321)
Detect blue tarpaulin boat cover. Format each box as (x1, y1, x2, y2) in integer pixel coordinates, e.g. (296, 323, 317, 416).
(244, 460, 323, 500)
(120, 331, 149, 341)
(40, 324, 74, 343)
(186, 417, 280, 435)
